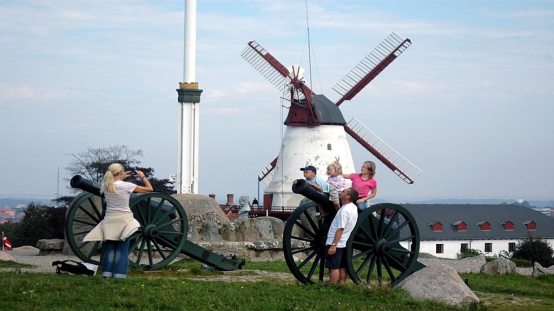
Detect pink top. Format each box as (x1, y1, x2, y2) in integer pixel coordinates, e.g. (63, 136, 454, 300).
(349, 173, 377, 197)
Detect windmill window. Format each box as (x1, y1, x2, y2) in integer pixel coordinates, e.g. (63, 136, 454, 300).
(327, 144, 332, 150)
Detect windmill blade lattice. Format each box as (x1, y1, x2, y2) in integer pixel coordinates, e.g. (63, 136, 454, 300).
(345, 118, 422, 184)
(333, 32, 412, 106)
(241, 41, 290, 92)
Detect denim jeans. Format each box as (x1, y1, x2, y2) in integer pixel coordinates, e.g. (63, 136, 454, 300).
(356, 200, 369, 211)
(102, 239, 130, 279)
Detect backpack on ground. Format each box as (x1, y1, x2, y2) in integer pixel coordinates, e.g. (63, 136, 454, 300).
(52, 260, 95, 276)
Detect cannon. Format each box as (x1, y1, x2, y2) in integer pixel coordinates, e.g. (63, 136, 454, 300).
(65, 175, 244, 271)
(283, 180, 425, 286)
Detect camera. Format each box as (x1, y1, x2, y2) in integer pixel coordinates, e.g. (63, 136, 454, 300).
(129, 170, 136, 176)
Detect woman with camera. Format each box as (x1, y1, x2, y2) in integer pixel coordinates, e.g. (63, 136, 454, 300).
(83, 163, 152, 279)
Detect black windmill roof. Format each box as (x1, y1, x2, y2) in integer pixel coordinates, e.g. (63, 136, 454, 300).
(401, 204, 554, 241)
(311, 94, 346, 125)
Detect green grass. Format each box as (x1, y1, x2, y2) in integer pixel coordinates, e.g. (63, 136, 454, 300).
(0, 260, 36, 269)
(1, 259, 554, 310)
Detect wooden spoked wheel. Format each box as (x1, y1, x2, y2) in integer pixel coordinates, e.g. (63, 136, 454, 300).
(65, 192, 188, 270)
(65, 192, 105, 265)
(127, 193, 188, 270)
(283, 200, 335, 284)
(346, 203, 421, 287)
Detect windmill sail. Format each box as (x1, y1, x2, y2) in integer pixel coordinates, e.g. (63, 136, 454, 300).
(344, 118, 422, 184)
(333, 32, 411, 106)
(241, 41, 290, 92)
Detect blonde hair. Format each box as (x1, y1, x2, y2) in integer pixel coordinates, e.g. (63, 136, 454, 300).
(363, 161, 376, 176)
(101, 163, 124, 194)
(328, 161, 343, 175)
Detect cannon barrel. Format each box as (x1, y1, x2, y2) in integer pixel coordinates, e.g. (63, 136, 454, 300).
(70, 175, 176, 218)
(292, 179, 336, 214)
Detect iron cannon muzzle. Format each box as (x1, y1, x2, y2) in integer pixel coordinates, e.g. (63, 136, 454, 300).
(292, 179, 336, 215)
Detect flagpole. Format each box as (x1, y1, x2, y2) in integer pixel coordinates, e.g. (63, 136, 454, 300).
(2, 231, 4, 251)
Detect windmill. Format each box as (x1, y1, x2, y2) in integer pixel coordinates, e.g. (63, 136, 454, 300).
(241, 32, 422, 210)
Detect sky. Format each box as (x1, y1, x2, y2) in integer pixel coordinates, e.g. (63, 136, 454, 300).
(1, 0, 553, 204)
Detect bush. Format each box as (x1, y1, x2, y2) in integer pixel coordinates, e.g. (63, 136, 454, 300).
(457, 248, 482, 259)
(512, 236, 554, 268)
(510, 258, 533, 267)
(4, 203, 67, 248)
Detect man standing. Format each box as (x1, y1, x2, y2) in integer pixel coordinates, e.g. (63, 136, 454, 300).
(325, 188, 359, 284)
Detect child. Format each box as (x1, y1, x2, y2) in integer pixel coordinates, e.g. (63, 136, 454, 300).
(293, 165, 329, 215)
(327, 161, 347, 211)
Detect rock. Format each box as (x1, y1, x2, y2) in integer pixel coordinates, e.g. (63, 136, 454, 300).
(237, 219, 261, 242)
(36, 239, 65, 256)
(480, 257, 516, 275)
(0, 251, 15, 261)
(397, 264, 479, 307)
(173, 194, 230, 228)
(253, 219, 273, 241)
(187, 223, 201, 242)
(419, 255, 486, 274)
(532, 262, 554, 278)
(201, 221, 221, 242)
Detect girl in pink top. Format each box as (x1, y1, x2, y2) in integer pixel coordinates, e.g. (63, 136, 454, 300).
(343, 161, 377, 211)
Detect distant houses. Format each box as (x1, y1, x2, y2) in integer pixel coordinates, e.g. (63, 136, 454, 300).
(401, 204, 554, 259)
(0, 207, 24, 224)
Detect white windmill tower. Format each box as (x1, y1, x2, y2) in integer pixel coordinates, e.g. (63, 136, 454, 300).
(241, 32, 422, 211)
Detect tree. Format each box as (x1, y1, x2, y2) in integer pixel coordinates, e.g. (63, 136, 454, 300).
(7, 203, 67, 247)
(66, 145, 143, 183)
(512, 236, 554, 267)
(65, 145, 174, 195)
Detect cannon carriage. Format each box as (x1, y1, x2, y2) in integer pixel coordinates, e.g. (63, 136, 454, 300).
(283, 180, 425, 286)
(65, 175, 244, 271)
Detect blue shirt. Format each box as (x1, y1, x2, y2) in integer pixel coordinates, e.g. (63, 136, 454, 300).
(307, 175, 329, 193)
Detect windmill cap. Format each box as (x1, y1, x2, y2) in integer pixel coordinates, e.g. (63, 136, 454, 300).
(300, 166, 317, 174)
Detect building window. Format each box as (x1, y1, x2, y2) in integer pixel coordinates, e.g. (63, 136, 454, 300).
(327, 144, 332, 150)
(502, 221, 514, 231)
(478, 221, 491, 231)
(453, 221, 467, 231)
(485, 243, 492, 253)
(523, 221, 537, 231)
(460, 243, 469, 253)
(436, 244, 444, 254)
(509, 242, 516, 252)
(430, 221, 443, 232)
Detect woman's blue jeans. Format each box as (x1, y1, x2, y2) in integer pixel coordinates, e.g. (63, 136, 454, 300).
(102, 239, 130, 279)
(356, 200, 369, 211)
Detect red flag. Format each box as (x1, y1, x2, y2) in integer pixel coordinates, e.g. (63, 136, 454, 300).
(2, 232, 12, 250)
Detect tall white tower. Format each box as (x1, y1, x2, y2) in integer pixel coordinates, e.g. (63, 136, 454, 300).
(177, 0, 202, 194)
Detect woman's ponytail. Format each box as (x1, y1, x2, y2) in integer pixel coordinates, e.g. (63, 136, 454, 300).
(101, 163, 124, 194)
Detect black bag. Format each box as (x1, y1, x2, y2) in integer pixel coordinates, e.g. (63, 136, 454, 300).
(52, 260, 95, 276)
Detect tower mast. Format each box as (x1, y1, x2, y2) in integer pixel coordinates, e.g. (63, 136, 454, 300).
(177, 0, 203, 194)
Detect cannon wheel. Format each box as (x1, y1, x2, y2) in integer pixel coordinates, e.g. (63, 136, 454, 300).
(65, 192, 105, 266)
(346, 203, 420, 287)
(127, 193, 188, 270)
(283, 200, 332, 284)
(65, 192, 188, 270)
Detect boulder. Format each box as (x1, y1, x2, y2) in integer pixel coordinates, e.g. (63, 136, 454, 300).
(253, 219, 274, 241)
(480, 257, 516, 275)
(36, 239, 65, 256)
(419, 255, 486, 274)
(237, 219, 261, 242)
(0, 251, 15, 261)
(397, 264, 479, 307)
(173, 194, 230, 228)
(532, 262, 554, 278)
(201, 221, 222, 242)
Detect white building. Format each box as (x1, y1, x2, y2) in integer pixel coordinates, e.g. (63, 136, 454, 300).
(400, 204, 554, 259)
